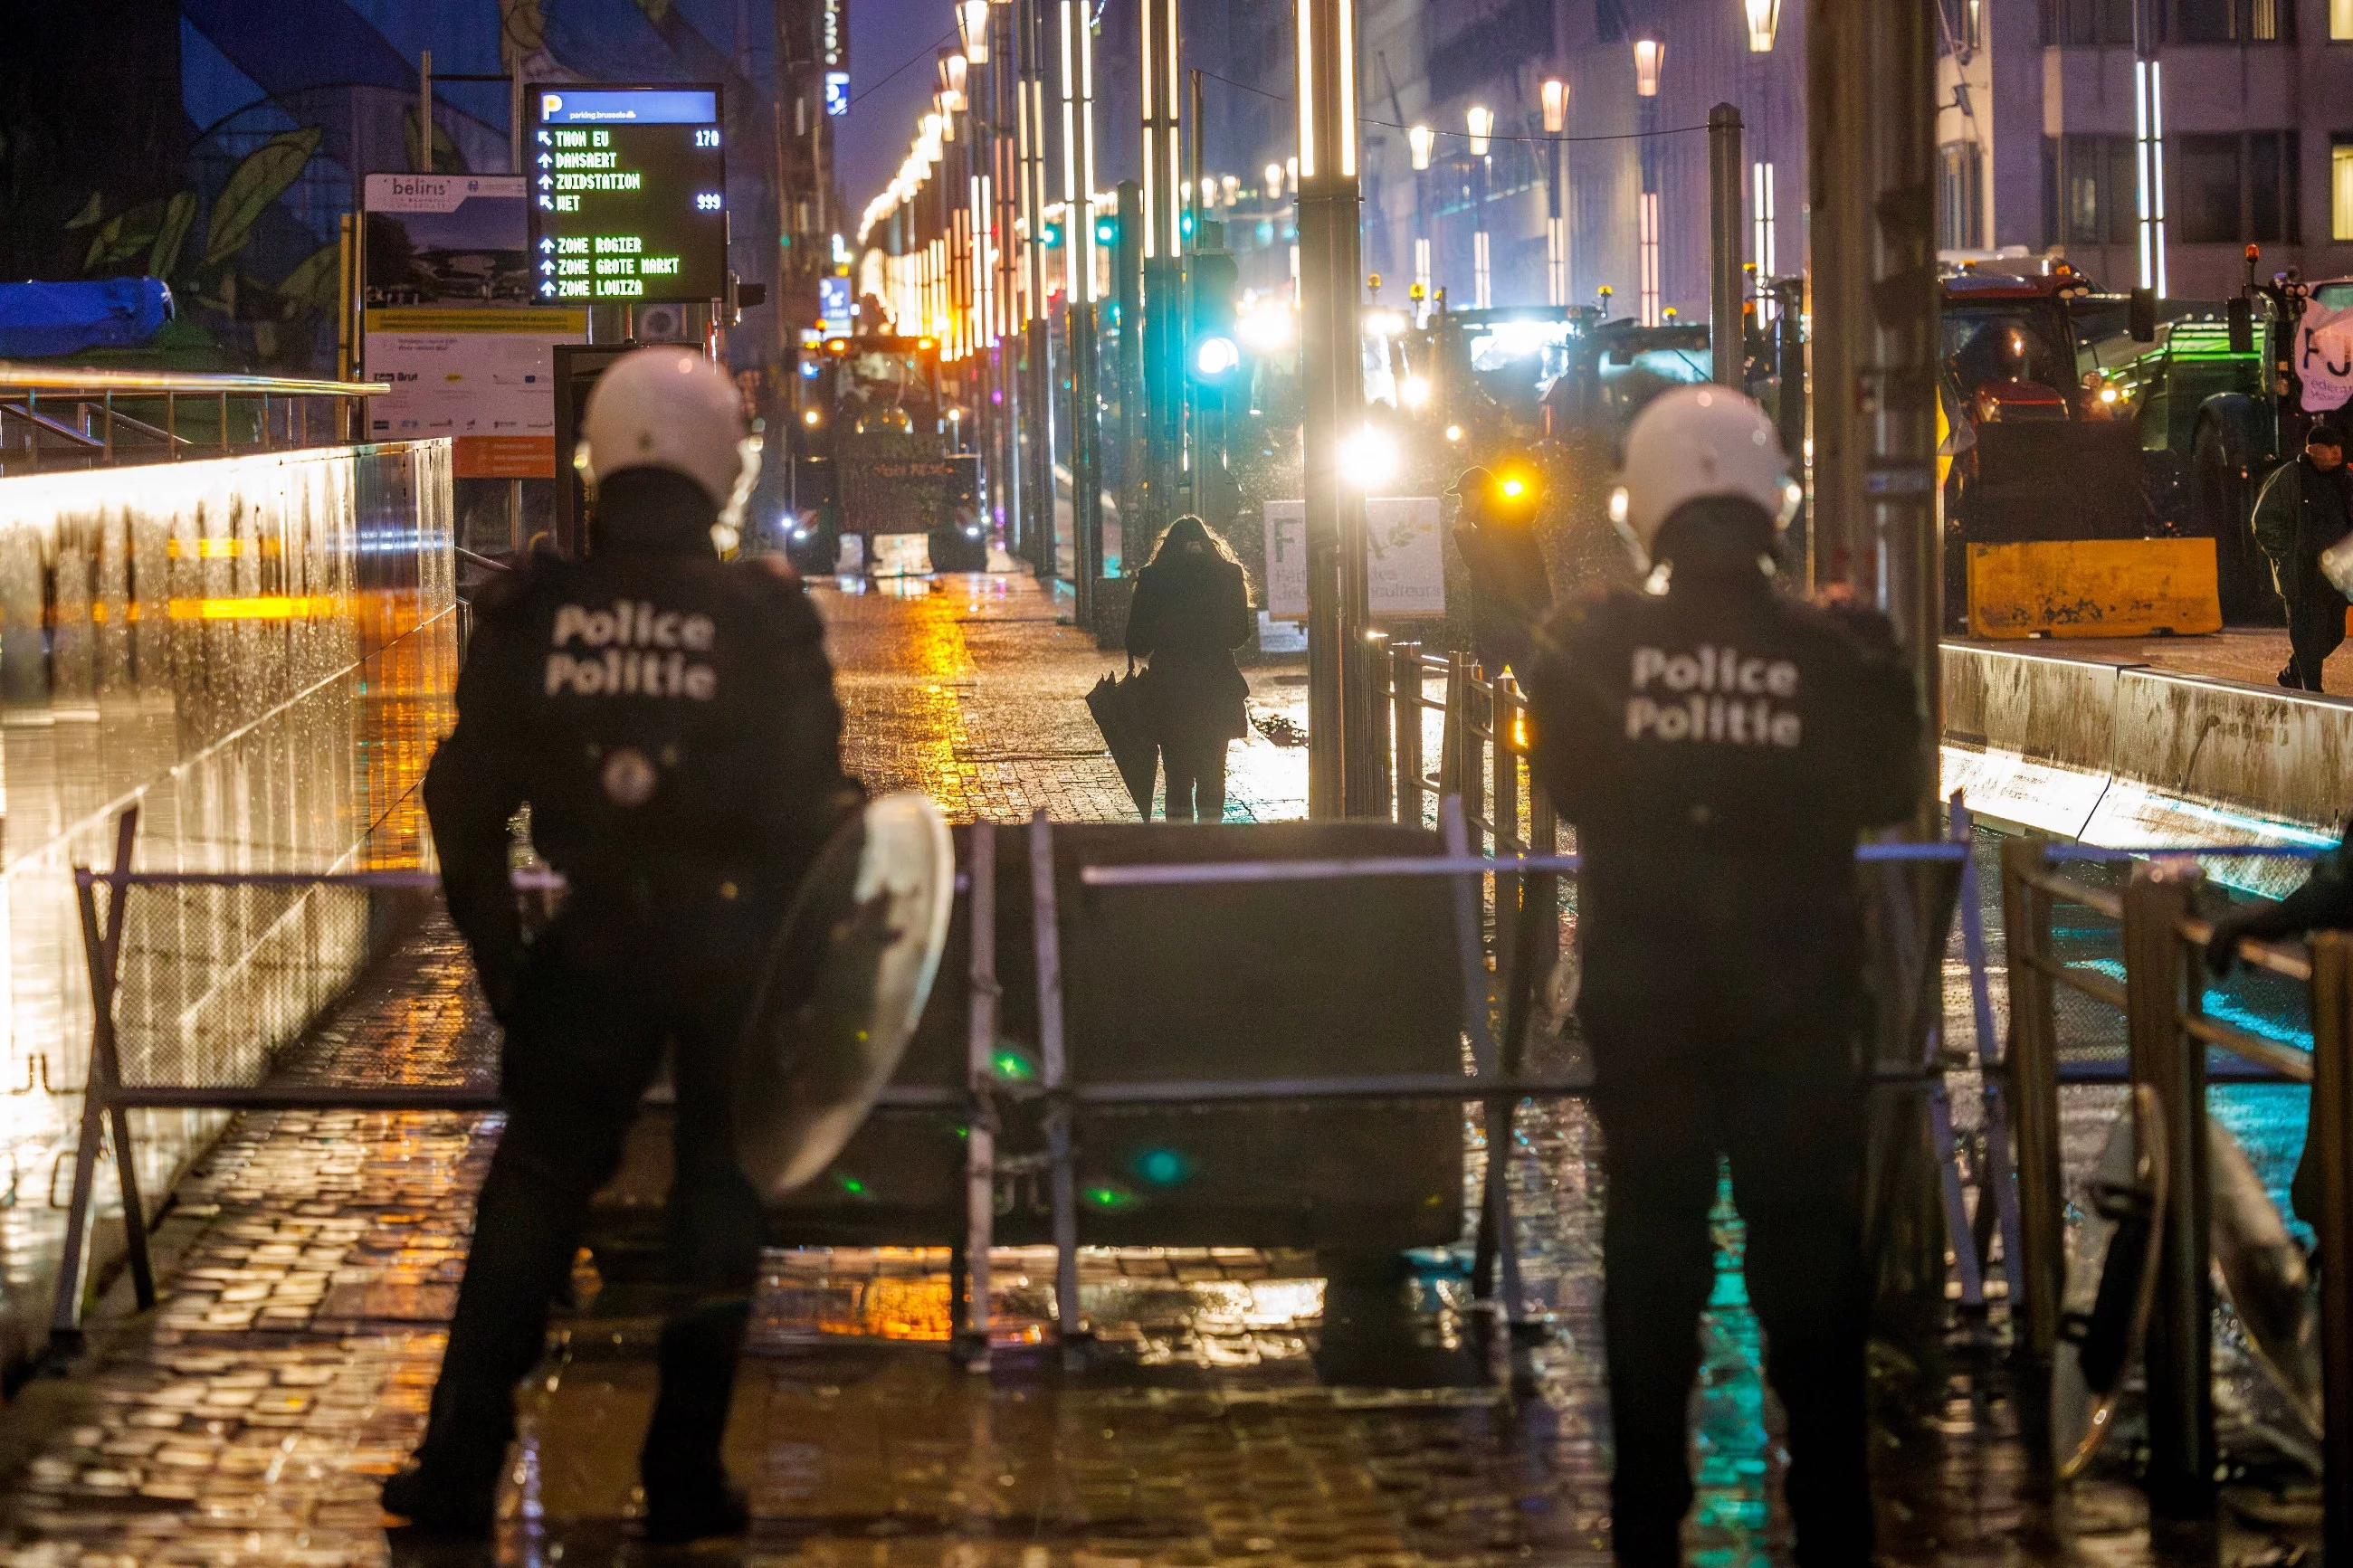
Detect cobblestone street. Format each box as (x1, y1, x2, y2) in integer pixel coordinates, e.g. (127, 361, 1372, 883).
(0, 570, 2320, 1567)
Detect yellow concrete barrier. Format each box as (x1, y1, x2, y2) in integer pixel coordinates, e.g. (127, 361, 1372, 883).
(1966, 538, 2223, 639)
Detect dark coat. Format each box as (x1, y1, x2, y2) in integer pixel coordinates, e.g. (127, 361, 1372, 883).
(1125, 550, 1252, 746)
(2253, 454, 2353, 605)
(1455, 518, 1553, 676)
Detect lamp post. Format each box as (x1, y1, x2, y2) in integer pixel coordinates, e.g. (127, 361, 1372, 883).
(1059, 0, 1103, 616)
(1540, 79, 1567, 307)
(1466, 105, 1493, 309)
(1017, 0, 1056, 576)
(1634, 39, 1662, 327)
(1295, 0, 1371, 816)
(1809, 0, 1937, 793)
(1138, 0, 1184, 555)
(1408, 124, 1434, 321)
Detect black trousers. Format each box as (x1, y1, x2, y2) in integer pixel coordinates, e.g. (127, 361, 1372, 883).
(1161, 738, 1230, 822)
(1586, 999, 1874, 1567)
(415, 901, 770, 1497)
(2285, 586, 2348, 691)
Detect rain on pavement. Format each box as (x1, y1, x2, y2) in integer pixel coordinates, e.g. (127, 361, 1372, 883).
(0, 569, 2326, 1566)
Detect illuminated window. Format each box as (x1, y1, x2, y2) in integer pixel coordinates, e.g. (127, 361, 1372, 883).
(2335, 139, 2353, 242)
(1751, 161, 1777, 279)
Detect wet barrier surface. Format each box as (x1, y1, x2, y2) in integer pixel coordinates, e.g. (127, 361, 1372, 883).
(0, 572, 2330, 1565)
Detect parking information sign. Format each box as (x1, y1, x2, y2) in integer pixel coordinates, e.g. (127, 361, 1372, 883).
(527, 85, 726, 304)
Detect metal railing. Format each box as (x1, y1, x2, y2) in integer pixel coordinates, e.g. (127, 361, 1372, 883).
(2002, 839, 2353, 1550)
(55, 784, 2353, 1551)
(1401, 648, 2353, 1541)
(0, 366, 389, 476)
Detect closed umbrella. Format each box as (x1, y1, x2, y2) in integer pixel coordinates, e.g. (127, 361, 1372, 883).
(1085, 661, 1157, 817)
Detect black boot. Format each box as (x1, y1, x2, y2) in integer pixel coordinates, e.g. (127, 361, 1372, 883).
(640, 1298, 753, 1543)
(381, 1443, 504, 1538)
(382, 1379, 515, 1539)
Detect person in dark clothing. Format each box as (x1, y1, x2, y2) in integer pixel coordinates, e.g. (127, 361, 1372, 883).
(1524, 386, 1921, 1568)
(1125, 515, 1252, 822)
(381, 347, 862, 1543)
(2253, 423, 2353, 691)
(2206, 826, 2353, 1232)
(1451, 464, 1555, 677)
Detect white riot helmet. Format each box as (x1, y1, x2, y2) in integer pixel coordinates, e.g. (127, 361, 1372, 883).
(580, 347, 762, 549)
(1608, 385, 1801, 571)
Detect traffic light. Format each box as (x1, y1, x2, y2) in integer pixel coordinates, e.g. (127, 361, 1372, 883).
(1186, 250, 1241, 386)
(1093, 213, 1119, 249)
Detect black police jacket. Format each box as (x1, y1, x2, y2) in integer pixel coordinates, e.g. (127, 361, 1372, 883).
(1525, 568, 1923, 1020)
(423, 536, 862, 1008)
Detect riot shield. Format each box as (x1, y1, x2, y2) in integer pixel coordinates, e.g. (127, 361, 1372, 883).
(734, 792, 955, 1201)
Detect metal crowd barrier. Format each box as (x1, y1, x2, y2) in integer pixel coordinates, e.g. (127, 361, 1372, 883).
(56, 791, 2353, 1552)
(0, 366, 387, 476)
(48, 805, 508, 1347)
(2000, 838, 2353, 1550)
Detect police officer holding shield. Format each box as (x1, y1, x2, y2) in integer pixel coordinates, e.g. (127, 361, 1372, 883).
(1523, 386, 1921, 1566)
(382, 347, 862, 1541)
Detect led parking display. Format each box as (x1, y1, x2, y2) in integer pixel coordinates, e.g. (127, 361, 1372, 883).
(527, 85, 727, 305)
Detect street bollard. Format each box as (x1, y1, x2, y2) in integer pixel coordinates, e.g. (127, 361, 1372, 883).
(2311, 932, 2353, 1559)
(1440, 652, 1469, 810)
(1998, 837, 2064, 1371)
(1393, 642, 1424, 828)
(2121, 861, 2214, 1516)
(1367, 630, 1393, 821)
(1492, 677, 1522, 999)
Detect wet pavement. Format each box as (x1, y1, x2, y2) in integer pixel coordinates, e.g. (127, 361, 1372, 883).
(1950, 628, 2353, 693)
(0, 568, 2330, 1566)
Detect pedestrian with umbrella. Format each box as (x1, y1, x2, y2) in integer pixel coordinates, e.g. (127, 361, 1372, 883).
(1123, 516, 1253, 822)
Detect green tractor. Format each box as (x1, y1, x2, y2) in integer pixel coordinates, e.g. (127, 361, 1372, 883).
(2072, 257, 2328, 622)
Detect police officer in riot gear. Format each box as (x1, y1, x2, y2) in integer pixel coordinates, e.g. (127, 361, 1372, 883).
(1524, 386, 1921, 1566)
(382, 347, 862, 1541)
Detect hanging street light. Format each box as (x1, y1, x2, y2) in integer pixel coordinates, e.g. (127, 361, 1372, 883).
(1540, 79, 1569, 305)
(958, 0, 990, 62)
(1745, 0, 1781, 52)
(1407, 123, 1434, 171)
(1634, 38, 1665, 96)
(1465, 104, 1494, 156)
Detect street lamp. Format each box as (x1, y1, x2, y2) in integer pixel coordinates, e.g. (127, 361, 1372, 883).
(1541, 80, 1568, 306)
(1408, 124, 1434, 318)
(1744, 0, 1781, 51)
(958, 0, 990, 62)
(1634, 38, 1664, 96)
(1634, 42, 1662, 324)
(1466, 106, 1494, 308)
(1266, 160, 1284, 197)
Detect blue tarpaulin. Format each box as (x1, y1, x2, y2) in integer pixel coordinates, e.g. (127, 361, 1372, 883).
(0, 279, 176, 359)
